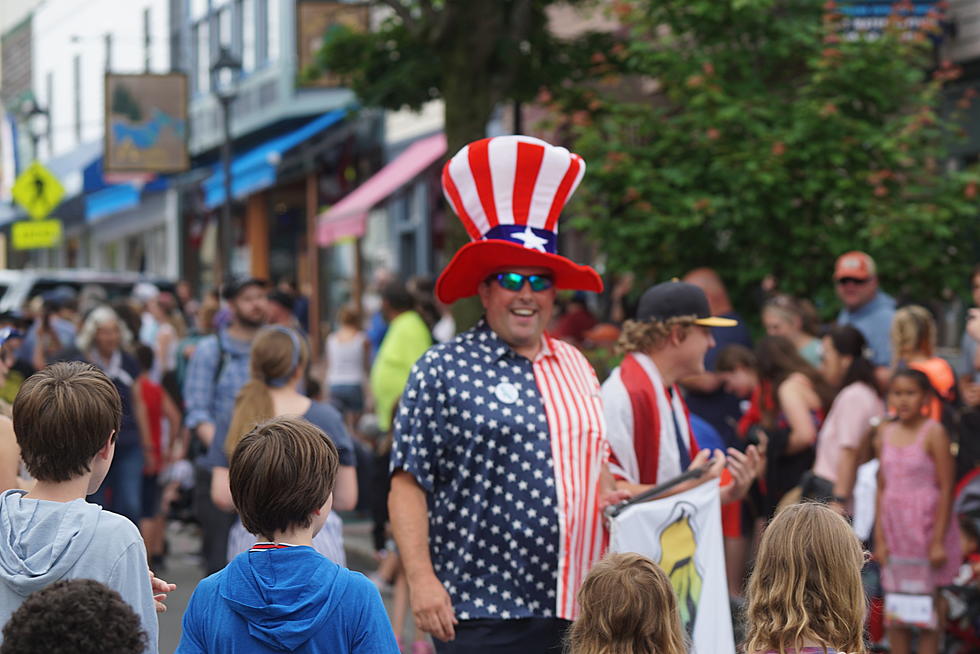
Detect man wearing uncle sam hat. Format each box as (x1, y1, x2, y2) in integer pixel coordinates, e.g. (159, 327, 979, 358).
(389, 135, 628, 653)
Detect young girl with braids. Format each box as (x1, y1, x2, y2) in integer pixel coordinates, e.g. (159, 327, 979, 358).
(210, 326, 359, 564)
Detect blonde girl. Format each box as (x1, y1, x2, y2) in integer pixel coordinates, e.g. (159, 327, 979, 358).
(210, 326, 358, 564)
(567, 552, 687, 654)
(745, 502, 866, 654)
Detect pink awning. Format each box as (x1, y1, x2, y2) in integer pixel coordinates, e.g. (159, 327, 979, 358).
(317, 132, 447, 246)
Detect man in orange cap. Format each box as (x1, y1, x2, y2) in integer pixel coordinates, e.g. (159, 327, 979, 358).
(834, 251, 895, 375)
(388, 136, 626, 653)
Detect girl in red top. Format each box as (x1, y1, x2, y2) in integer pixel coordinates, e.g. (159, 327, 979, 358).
(135, 344, 180, 569)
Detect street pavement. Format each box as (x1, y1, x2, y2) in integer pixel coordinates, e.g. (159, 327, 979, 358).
(157, 516, 410, 652)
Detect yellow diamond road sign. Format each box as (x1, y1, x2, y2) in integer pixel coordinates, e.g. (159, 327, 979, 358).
(12, 161, 64, 221)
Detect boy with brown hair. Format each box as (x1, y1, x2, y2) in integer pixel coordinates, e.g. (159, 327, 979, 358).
(177, 416, 397, 653)
(0, 361, 158, 652)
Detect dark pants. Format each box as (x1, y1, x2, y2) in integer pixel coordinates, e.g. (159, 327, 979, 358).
(433, 618, 571, 654)
(371, 450, 391, 552)
(88, 442, 143, 525)
(194, 465, 237, 575)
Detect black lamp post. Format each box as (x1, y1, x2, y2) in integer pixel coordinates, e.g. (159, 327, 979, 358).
(20, 98, 49, 162)
(211, 46, 242, 284)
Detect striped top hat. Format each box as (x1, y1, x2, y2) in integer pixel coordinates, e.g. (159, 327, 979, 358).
(435, 135, 603, 304)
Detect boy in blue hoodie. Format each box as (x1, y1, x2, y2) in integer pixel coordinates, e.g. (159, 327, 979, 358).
(177, 416, 398, 653)
(0, 361, 159, 652)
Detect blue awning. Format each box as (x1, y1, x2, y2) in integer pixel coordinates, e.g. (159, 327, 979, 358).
(202, 108, 347, 209)
(84, 160, 169, 223)
(85, 184, 142, 222)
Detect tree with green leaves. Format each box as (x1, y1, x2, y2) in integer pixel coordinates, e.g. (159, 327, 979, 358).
(554, 0, 980, 316)
(311, 1, 614, 158)
(310, 1, 618, 324)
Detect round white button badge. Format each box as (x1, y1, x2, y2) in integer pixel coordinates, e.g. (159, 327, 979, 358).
(495, 382, 519, 404)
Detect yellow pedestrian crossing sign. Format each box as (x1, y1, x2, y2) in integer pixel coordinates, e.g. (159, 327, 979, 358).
(12, 162, 64, 220)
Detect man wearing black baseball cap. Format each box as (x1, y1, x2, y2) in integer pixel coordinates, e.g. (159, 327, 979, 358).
(600, 280, 759, 504)
(183, 275, 269, 574)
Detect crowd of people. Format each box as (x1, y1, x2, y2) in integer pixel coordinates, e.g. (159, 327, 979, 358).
(0, 134, 976, 654)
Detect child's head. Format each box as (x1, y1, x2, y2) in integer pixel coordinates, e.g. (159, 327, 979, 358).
(821, 324, 877, 391)
(959, 512, 980, 557)
(134, 344, 154, 375)
(890, 304, 936, 362)
(338, 303, 362, 329)
(229, 415, 339, 541)
(226, 327, 310, 458)
(746, 503, 866, 654)
(715, 344, 758, 398)
(887, 368, 933, 421)
(0, 578, 145, 654)
(567, 553, 687, 654)
(12, 362, 120, 487)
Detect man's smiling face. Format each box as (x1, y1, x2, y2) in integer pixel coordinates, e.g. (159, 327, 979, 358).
(478, 266, 556, 356)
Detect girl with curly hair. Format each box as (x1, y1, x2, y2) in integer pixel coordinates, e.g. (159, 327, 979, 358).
(567, 552, 687, 654)
(745, 502, 866, 654)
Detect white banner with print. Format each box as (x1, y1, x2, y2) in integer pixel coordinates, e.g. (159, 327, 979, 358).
(608, 480, 734, 654)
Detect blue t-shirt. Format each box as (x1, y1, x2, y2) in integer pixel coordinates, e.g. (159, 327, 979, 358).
(837, 290, 896, 368)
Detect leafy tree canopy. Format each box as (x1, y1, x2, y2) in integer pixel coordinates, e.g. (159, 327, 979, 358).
(553, 0, 980, 317)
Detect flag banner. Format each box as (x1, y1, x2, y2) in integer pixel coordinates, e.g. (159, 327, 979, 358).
(608, 480, 734, 654)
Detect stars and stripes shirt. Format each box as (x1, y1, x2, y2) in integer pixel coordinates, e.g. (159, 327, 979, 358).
(391, 320, 608, 621)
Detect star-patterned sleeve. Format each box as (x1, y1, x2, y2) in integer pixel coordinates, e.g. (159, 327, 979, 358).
(390, 346, 446, 492)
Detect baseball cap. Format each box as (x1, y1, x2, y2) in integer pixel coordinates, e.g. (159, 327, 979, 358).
(267, 289, 295, 311)
(636, 281, 737, 327)
(833, 251, 876, 280)
(222, 276, 269, 300)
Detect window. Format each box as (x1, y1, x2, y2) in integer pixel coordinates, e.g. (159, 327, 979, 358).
(241, 0, 255, 71)
(190, 0, 208, 21)
(218, 6, 232, 47)
(104, 33, 113, 72)
(256, 0, 268, 64)
(143, 8, 151, 71)
(267, 0, 279, 62)
(73, 55, 81, 144)
(195, 21, 210, 94)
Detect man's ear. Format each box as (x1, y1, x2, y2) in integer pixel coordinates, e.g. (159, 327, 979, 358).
(476, 281, 491, 309)
(98, 430, 116, 459)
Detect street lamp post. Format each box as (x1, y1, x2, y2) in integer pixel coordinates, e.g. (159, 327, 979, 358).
(20, 98, 49, 162)
(211, 46, 242, 285)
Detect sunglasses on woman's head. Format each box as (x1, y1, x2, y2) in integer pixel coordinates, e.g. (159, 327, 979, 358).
(487, 272, 555, 292)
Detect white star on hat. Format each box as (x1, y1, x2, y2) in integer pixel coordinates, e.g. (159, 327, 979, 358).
(513, 225, 549, 252)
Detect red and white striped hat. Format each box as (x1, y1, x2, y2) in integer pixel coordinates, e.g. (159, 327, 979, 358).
(435, 135, 603, 303)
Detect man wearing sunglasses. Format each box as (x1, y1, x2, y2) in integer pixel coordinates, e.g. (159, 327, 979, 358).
(834, 251, 895, 382)
(388, 136, 627, 654)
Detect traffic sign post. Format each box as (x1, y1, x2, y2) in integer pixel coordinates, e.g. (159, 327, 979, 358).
(12, 219, 62, 250)
(12, 162, 64, 221)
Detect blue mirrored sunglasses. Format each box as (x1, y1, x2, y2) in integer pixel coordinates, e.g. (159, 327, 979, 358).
(487, 272, 554, 293)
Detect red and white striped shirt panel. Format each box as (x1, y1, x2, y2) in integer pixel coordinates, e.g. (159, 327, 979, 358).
(534, 335, 609, 620)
